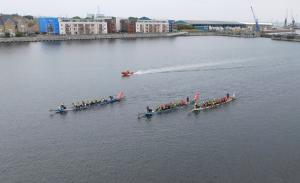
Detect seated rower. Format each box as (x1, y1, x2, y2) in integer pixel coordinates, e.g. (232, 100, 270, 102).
(181, 99, 187, 106)
(194, 103, 200, 109)
(109, 96, 114, 101)
(186, 97, 190, 103)
(146, 106, 153, 113)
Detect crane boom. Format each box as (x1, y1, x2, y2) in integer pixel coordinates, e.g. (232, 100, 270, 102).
(251, 6, 260, 32)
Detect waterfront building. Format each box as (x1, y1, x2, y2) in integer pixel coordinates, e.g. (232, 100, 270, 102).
(58, 18, 108, 35)
(168, 20, 176, 32)
(26, 20, 39, 34)
(12, 16, 28, 33)
(136, 18, 169, 33)
(105, 18, 116, 33)
(242, 22, 273, 32)
(0, 18, 4, 36)
(115, 17, 121, 32)
(120, 19, 137, 33)
(3, 18, 17, 35)
(38, 17, 60, 35)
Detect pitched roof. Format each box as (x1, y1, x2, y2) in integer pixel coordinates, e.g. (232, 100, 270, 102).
(139, 17, 151, 20)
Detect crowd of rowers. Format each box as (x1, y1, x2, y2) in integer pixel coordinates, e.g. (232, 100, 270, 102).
(194, 93, 230, 109)
(146, 97, 191, 113)
(59, 96, 116, 110)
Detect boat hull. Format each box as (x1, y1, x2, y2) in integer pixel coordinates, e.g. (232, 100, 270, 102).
(50, 97, 125, 114)
(121, 71, 134, 77)
(138, 101, 195, 119)
(192, 97, 236, 112)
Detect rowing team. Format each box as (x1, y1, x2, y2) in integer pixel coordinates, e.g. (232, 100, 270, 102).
(144, 93, 234, 114)
(147, 97, 191, 113)
(72, 96, 116, 109)
(55, 92, 125, 111)
(194, 93, 231, 110)
(57, 96, 115, 110)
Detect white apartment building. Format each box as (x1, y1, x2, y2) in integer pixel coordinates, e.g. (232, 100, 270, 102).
(59, 18, 108, 35)
(136, 20, 169, 33)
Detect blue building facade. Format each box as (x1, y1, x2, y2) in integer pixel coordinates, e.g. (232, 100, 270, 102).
(38, 18, 59, 34)
(168, 20, 175, 32)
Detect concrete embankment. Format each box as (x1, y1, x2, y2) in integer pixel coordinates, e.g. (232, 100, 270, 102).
(0, 32, 187, 44)
(271, 34, 300, 42)
(186, 32, 259, 38)
(0, 31, 272, 44)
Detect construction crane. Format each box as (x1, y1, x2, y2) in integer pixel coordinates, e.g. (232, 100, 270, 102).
(291, 11, 296, 27)
(251, 6, 260, 32)
(284, 10, 288, 27)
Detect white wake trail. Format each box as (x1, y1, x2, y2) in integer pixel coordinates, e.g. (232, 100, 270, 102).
(134, 62, 225, 75)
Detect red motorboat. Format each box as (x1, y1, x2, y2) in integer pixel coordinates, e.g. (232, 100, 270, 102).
(121, 70, 134, 77)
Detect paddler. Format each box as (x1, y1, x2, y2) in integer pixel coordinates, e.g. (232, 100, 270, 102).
(226, 93, 230, 99)
(146, 106, 153, 113)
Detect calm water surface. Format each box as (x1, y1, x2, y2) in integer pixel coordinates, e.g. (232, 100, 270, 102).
(0, 37, 300, 183)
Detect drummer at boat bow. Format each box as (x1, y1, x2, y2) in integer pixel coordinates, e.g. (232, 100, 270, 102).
(59, 103, 67, 110)
(146, 106, 153, 113)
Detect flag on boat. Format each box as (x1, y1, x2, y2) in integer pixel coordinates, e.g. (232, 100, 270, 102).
(117, 91, 125, 99)
(194, 91, 200, 102)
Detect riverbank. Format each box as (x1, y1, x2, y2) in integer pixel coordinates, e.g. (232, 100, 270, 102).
(0, 32, 263, 44)
(0, 32, 187, 43)
(3, 31, 295, 44)
(271, 34, 300, 42)
(186, 32, 259, 38)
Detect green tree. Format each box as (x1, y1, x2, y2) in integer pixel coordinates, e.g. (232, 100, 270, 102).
(176, 24, 194, 30)
(24, 15, 34, 20)
(16, 32, 24, 37)
(128, 17, 138, 21)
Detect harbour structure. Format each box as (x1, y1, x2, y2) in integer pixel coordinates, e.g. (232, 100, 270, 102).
(250, 6, 260, 32)
(176, 20, 272, 32)
(38, 17, 60, 35)
(241, 22, 273, 32)
(58, 18, 108, 35)
(136, 18, 169, 33)
(176, 20, 245, 32)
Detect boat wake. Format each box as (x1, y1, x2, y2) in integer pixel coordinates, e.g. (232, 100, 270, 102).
(134, 62, 247, 75)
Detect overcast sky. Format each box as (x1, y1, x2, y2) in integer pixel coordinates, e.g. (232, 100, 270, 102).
(1, 0, 299, 22)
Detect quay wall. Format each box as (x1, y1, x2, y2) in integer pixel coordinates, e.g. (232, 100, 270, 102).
(186, 32, 259, 38)
(0, 32, 187, 44)
(0, 31, 270, 44)
(271, 34, 300, 42)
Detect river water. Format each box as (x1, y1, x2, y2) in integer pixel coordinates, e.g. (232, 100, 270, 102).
(0, 37, 300, 183)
